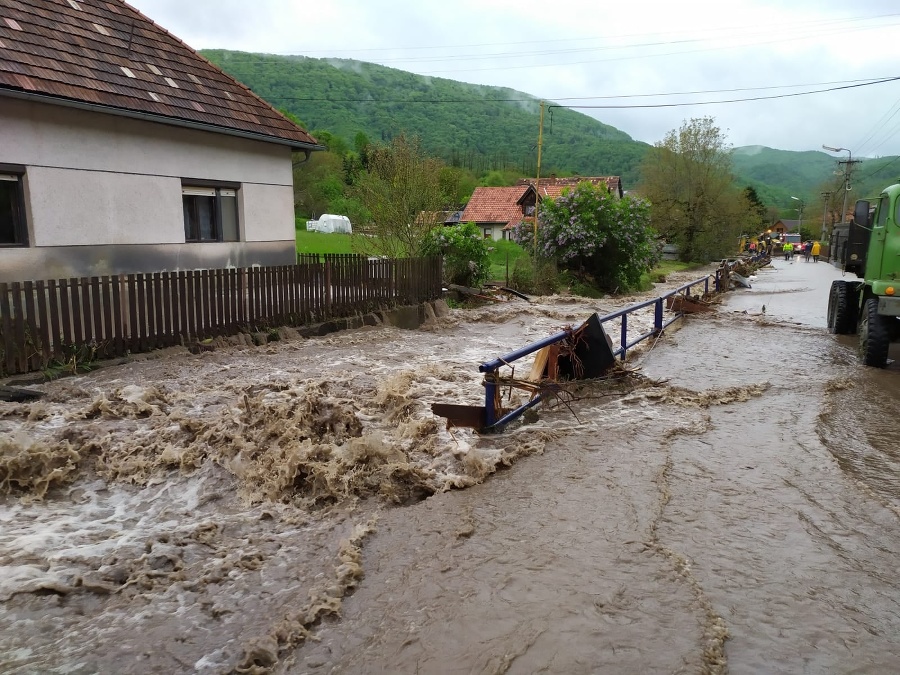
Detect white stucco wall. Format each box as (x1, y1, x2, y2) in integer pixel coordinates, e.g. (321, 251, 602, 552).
(239, 183, 296, 242)
(1, 97, 296, 248)
(26, 168, 183, 246)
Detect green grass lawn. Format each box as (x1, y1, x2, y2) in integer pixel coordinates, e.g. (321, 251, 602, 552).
(295, 228, 356, 255)
(486, 239, 527, 283)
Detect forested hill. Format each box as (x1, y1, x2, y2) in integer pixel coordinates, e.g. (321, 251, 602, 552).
(733, 146, 900, 213)
(200, 50, 651, 185)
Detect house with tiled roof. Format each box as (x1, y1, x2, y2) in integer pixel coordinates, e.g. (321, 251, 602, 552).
(0, 0, 322, 282)
(519, 176, 624, 200)
(771, 219, 800, 235)
(460, 185, 535, 241)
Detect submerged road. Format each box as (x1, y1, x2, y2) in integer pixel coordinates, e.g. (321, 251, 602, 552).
(300, 259, 900, 674)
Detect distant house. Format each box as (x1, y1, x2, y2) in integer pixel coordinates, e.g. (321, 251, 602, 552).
(460, 186, 534, 241)
(0, 0, 322, 283)
(771, 219, 801, 235)
(459, 177, 625, 242)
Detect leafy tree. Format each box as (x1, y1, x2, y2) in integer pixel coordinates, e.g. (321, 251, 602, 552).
(509, 182, 660, 292)
(293, 150, 345, 218)
(743, 186, 767, 221)
(350, 134, 452, 257)
(422, 222, 490, 287)
(640, 117, 749, 261)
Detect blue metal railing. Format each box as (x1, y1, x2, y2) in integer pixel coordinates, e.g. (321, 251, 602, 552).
(478, 271, 723, 429)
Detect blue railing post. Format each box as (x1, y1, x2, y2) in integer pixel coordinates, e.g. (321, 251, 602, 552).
(654, 298, 663, 334)
(620, 314, 628, 360)
(484, 377, 497, 427)
(704, 276, 710, 295)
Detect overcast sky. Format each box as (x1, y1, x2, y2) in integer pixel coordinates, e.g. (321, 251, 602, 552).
(129, 0, 900, 158)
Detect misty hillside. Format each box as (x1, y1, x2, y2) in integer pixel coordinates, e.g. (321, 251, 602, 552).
(200, 50, 650, 184)
(201, 50, 898, 206)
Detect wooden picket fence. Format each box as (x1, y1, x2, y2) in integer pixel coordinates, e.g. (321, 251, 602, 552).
(0, 256, 442, 377)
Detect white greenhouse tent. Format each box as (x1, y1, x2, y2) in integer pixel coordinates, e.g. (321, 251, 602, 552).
(306, 214, 352, 234)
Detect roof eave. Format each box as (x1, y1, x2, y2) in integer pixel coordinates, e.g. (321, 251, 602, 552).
(1, 89, 325, 153)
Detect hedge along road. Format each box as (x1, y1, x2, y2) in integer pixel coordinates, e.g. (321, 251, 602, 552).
(2, 261, 900, 674)
(301, 257, 900, 674)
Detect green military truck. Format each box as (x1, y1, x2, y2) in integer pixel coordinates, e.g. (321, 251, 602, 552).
(827, 183, 900, 367)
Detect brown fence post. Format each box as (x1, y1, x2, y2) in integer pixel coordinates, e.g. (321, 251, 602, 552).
(0, 283, 13, 375)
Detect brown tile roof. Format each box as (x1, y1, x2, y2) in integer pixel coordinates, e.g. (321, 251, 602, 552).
(519, 176, 623, 198)
(461, 186, 531, 228)
(0, 0, 319, 150)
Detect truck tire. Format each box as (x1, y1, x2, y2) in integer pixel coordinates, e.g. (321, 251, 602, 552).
(859, 297, 890, 368)
(827, 281, 857, 334)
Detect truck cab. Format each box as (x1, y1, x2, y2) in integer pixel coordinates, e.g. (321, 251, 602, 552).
(826, 184, 900, 367)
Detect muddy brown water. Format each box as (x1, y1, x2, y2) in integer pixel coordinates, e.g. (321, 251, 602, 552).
(2, 261, 899, 674)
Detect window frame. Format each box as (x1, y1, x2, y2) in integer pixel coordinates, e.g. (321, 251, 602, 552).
(0, 165, 29, 248)
(181, 180, 240, 243)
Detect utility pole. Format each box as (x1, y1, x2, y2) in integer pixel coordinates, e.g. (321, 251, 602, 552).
(820, 191, 831, 241)
(823, 145, 861, 225)
(791, 195, 803, 233)
(837, 156, 861, 224)
(533, 100, 544, 258)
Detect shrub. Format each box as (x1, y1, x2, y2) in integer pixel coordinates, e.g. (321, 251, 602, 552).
(421, 222, 491, 287)
(509, 183, 661, 293)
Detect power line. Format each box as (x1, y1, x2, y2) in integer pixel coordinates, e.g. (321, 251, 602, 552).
(266, 76, 899, 106)
(555, 77, 900, 109)
(852, 95, 900, 157)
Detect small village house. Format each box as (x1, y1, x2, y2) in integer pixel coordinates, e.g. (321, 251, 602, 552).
(0, 0, 321, 283)
(460, 176, 623, 241)
(460, 186, 534, 241)
(769, 219, 800, 236)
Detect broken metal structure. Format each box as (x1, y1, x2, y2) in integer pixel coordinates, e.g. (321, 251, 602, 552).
(433, 272, 728, 432)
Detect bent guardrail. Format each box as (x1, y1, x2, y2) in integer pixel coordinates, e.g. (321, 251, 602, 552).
(478, 274, 715, 429)
(431, 259, 757, 432)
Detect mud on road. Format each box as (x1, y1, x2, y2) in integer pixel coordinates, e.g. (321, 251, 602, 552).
(2, 264, 900, 674)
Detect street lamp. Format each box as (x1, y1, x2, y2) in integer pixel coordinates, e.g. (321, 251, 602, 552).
(791, 196, 803, 233)
(822, 145, 852, 225)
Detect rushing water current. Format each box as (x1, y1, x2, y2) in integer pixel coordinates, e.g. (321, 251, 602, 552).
(2, 260, 899, 674)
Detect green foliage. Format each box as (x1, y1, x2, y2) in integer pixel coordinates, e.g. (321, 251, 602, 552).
(731, 146, 837, 202)
(641, 117, 757, 262)
(486, 239, 527, 282)
(508, 256, 559, 295)
(559, 271, 606, 298)
(200, 50, 900, 231)
(351, 134, 453, 258)
(200, 50, 648, 185)
(509, 182, 660, 292)
(422, 222, 491, 287)
(42, 344, 99, 380)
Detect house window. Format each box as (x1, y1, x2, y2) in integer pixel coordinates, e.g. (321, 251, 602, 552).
(483, 228, 492, 239)
(182, 185, 239, 242)
(0, 173, 27, 246)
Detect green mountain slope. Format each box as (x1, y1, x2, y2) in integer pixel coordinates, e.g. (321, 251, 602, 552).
(201, 50, 900, 208)
(733, 146, 900, 214)
(201, 50, 650, 185)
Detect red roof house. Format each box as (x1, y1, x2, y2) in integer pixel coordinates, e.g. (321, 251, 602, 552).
(460, 186, 535, 241)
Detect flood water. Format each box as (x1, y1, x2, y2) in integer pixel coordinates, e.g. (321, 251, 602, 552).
(2, 260, 899, 674)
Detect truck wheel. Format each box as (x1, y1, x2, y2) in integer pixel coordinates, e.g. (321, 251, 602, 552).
(827, 281, 857, 334)
(859, 298, 890, 368)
